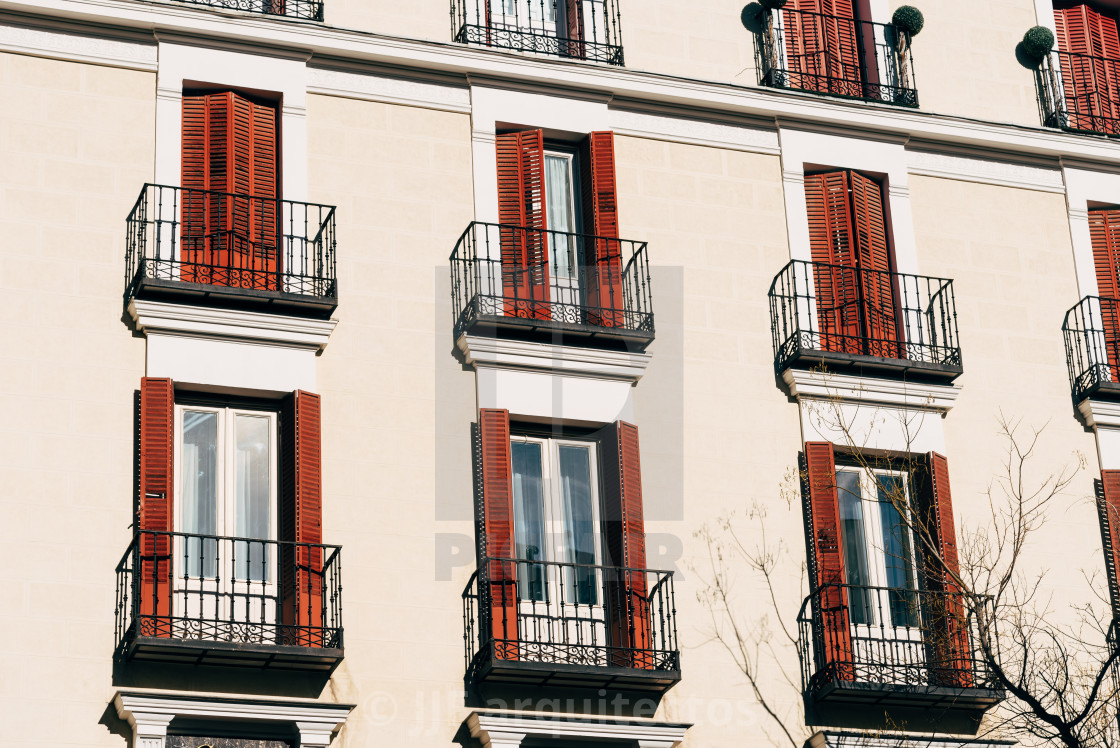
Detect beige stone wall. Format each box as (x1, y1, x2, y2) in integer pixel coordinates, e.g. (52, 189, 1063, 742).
(0, 52, 154, 745)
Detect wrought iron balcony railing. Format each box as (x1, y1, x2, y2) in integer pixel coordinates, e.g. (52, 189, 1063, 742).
(1038, 51, 1120, 136)
(168, 0, 324, 20)
(451, 0, 624, 65)
(756, 7, 917, 107)
(125, 184, 337, 313)
(450, 221, 654, 346)
(797, 584, 1003, 708)
(769, 259, 961, 377)
(463, 557, 680, 689)
(115, 530, 343, 668)
(1061, 295, 1120, 402)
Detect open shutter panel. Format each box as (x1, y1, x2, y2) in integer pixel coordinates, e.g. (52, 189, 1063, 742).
(848, 171, 899, 359)
(801, 442, 853, 681)
(138, 377, 174, 635)
(805, 171, 861, 354)
(783, 0, 861, 96)
(601, 421, 653, 669)
(478, 408, 518, 660)
(1089, 209, 1120, 381)
(1055, 5, 1120, 131)
(918, 452, 974, 688)
(581, 131, 625, 327)
(565, 0, 586, 59)
(181, 92, 228, 285)
(495, 131, 550, 319)
(1098, 471, 1120, 616)
(281, 390, 324, 647)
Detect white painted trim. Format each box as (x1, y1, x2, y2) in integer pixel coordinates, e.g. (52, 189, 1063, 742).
(1078, 398, 1120, 428)
(129, 299, 337, 350)
(466, 711, 689, 746)
(1056, 165, 1120, 299)
(115, 692, 353, 748)
(307, 64, 471, 112)
(0, 16, 156, 69)
(907, 147, 1066, 193)
(457, 334, 651, 381)
(782, 369, 962, 412)
(808, 730, 1016, 748)
(778, 127, 919, 274)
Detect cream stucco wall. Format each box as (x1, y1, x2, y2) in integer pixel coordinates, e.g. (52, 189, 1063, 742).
(0, 52, 154, 745)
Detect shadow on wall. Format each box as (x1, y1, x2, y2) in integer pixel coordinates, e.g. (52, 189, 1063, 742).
(112, 660, 332, 699)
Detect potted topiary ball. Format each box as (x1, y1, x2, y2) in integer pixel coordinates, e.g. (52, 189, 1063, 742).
(892, 5, 925, 36)
(1022, 25, 1056, 62)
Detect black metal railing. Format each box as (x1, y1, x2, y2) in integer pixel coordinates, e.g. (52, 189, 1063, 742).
(450, 221, 654, 339)
(769, 259, 961, 372)
(463, 557, 678, 678)
(451, 0, 623, 65)
(1039, 51, 1120, 136)
(125, 184, 337, 302)
(756, 7, 917, 107)
(797, 584, 1000, 695)
(1062, 296, 1120, 402)
(169, 0, 324, 20)
(115, 530, 342, 652)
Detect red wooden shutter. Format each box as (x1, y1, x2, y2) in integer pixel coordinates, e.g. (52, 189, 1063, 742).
(281, 390, 324, 647)
(181, 91, 279, 291)
(478, 408, 518, 660)
(495, 130, 550, 319)
(138, 377, 174, 636)
(802, 442, 853, 680)
(919, 452, 974, 688)
(565, 0, 586, 59)
(1097, 471, 1120, 616)
(849, 171, 899, 358)
(601, 421, 652, 668)
(1055, 4, 1120, 131)
(783, 0, 861, 96)
(1089, 208, 1120, 380)
(580, 131, 625, 327)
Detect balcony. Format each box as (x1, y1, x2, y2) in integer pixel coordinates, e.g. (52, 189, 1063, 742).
(450, 222, 654, 349)
(756, 7, 917, 107)
(462, 558, 680, 693)
(1061, 296, 1120, 402)
(125, 184, 337, 317)
(168, 0, 323, 20)
(769, 259, 961, 380)
(115, 531, 343, 671)
(451, 0, 624, 66)
(798, 584, 1004, 717)
(1038, 51, 1120, 136)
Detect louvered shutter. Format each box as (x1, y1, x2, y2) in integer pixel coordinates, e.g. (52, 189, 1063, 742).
(1055, 4, 1120, 132)
(565, 0, 586, 59)
(280, 390, 324, 647)
(801, 442, 854, 680)
(600, 421, 652, 669)
(495, 130, 551, 320)
(580, 131, 625, 328)
(138, 377, 174, 636)
(478, 408, 518, 660)
(849, 171, 899, 358)
(181, 91, 279, 292)
(1089, 208, 1120, 380)
(916, 452, 974, 688)
(1097, 471, 1120, 616)
(783, 0, 862, 96)
(805, 171, 862, 354)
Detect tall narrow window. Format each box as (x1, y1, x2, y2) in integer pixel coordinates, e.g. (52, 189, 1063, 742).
(181, 90, 280, 290)
(804, 169, 898, 358)
(1054, 2, 1120, 132)
(1090, 207, 1120, 381)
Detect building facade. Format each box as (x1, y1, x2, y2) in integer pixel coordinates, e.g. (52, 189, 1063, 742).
(1, 0, 1118, 746)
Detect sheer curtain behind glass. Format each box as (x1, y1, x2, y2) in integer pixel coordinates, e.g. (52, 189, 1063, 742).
(181, 411, 218, 578)
(545, 154, 579, 301)
(559, 445, 597, 605)
(512, 442, 546, 601)
(876, 476, 919, 627)
(234, 414, 271, 582)
(838, 470, 874, 625)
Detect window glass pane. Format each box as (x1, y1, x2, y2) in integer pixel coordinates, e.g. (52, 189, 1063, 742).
(837, 470, 874, 625)
(559, 445, 597, 605)
(180, 410, 218, 578)
(512, 441, 547, 601)
(877, 475, 920, 628)
(234, 414, 271, 582)
(545, 154, 580, 291)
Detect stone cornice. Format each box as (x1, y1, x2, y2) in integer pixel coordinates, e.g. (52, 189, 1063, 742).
(467, 711, 690, 746)
(782, 369, 962, 412)
(457, 334, 651, 382)
(128, 299, 337, 350)
(1078, 398, 1120, 429)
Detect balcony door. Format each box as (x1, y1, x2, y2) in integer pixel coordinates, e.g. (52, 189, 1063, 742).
(510, 436, 604, 656)
(174, 405, 278, 641)
(544, 149, 585, 319)
(836, 466, 923, 681)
